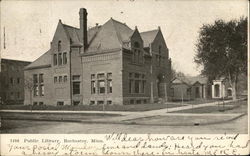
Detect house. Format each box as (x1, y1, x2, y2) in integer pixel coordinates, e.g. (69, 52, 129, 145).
(24, 8, 172, 106)
(211, 77, 232, 99)
(170, 75, 210, 101)
(0, 58, 31, 105)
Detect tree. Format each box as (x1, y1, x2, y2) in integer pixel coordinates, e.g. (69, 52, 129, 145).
(195, 17, 247, 100)
(24, 77, 35, 107)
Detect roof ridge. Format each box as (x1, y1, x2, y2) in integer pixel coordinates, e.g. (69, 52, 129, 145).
(111, 18, 132, 30)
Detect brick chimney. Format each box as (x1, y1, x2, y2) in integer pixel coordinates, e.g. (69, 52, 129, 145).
(79, 8, 88, 52)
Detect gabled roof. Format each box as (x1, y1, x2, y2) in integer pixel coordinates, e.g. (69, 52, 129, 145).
(187, 76, 208, 85)
(25, 50, 51, 70)
(140, 29, 159, 47)
(171, 77, 192, 86)
(86, 18, 133, 53)
(62, 23, 102, 46)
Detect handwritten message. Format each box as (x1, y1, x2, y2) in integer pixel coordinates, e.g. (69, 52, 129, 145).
(1, 133, 249, 156)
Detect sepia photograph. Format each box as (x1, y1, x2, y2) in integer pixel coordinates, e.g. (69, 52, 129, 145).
(0, 0, 249, 155)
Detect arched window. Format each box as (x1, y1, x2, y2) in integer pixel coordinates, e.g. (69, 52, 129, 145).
(134, 42, 140, 48)
(58, 40, 62, 52)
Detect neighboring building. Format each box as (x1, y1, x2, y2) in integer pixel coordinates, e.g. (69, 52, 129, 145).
(0, 58, 31, 105)
(170, 76, 210, 101)
(24, 8, 172, 106)
(211, 78, 232, 99)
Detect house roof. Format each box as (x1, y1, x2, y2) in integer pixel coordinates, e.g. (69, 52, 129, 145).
(140, 29, 159, 47)
(86, 18, 133, 53)
(26, 18, 160, 69)
(25, 50, 51, 70)
(172, 75, 208, 86)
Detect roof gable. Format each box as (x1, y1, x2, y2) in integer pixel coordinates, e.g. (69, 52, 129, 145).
(140, 29, 159, 47)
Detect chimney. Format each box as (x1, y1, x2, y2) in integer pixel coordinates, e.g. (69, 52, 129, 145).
(79, 8, 88, 52)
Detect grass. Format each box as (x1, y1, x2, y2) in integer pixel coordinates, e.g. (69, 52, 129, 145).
(0, 103, 184, 112)
(170, 100, 247, 114)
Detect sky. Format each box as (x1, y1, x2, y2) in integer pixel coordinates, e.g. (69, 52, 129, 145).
(0, 0, 248, 76)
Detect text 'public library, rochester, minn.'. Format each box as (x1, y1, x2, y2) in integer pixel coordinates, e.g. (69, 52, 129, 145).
(24, 8, 172, 106)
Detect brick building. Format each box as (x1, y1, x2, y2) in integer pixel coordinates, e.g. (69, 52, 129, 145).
(0, 58, 31, 105)
(24, 8, 172, 106)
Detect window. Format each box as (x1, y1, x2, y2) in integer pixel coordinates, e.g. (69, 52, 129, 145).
(73, 101, 80, 106)
(58, 40, 61, 52)
(98, 80, 105, 94)
(54, 76, 58, 83)
(10, 77, 14, 85)
(97, 73, 105, 79)
(107, 73, 112, 93)
(73, 75, 80, 81)
(130, 99, 134, 104)
(58, 53, 62, 65)
(39, 102, 44, 105)
(34, 85, 39, 96)
(129, 72, 146, 94)
(17, 78, 20, 84)
(159, 45, 162, 66)
(63, 52, 67, 64)
(91, 81, 96, 94)
(64, 76, 67, 82)
(73, 75, 81, 95)
(134, 80, 140, 93)
(53, 54, 57, 65)
(91, 74, 95, 79)
(39, 74, 44, 83)
(107, 80, 112, 93)
(129, 79, 133, 93)
(107, 100, 112, 105)
(59, 76, 62, 83)
(97, 101, 104, 105)
(17, 92, 20, 99)
(33, 102, 38, 106)
(33, 74, 38, 84)
(134, 42, 140, 48)
(57, 101, 64, 106)
(40, 85, 44, 96)
(90, 101, 95, 105)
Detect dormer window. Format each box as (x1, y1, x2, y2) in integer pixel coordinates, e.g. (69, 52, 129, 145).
(58, 40, 62, 52)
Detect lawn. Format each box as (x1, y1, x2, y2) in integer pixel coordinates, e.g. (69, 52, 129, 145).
(0, 103, 184, 112)
(0, 112, 120, 122)
(170, 100, 247, 114)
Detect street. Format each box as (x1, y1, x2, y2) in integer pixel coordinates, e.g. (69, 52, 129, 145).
(1, 114, 248, 134)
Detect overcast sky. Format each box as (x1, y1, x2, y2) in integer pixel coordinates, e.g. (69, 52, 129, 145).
(0, 0, 248, 76)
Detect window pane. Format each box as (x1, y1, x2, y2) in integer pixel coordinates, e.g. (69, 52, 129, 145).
(33, 74, 38, 84)
(135, 80, 140, 93)
(91, 74, 95, 79)
(108, 80, 112, 93)
(107, 73, 112, 79)
(59, 76, 62, 83)
(54, 77, 57, 83)
(40, 85, 44, 96)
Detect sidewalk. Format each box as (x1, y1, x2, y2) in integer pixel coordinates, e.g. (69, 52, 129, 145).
(0, 98, 246, 126)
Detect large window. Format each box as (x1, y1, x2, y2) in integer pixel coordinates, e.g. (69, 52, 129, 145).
(33, 73, 44, 96)
(129, 72, 146, 94)
(72, 75, 80, 95)
(53, 54, 57, 65)
(58, 40, 62, 52)
(91, 74, 96, 94)
(132, 41, 143, 64)
(58, 53, 62, 65)
(63, 52, 67, 64)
